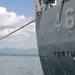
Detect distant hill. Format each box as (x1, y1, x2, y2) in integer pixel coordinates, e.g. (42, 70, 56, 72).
(0, 48, 38, 55)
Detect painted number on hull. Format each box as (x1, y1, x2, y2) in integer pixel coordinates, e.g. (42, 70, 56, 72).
(55, 7, 75, 33)
(54, 13, 62, 32)
(66, 8, 74, 30)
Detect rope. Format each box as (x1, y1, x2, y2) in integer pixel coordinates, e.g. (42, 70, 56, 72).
(0, 19, 35, 40)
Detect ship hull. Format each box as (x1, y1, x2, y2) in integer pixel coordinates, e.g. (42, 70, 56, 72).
(36, 0, 75, 75)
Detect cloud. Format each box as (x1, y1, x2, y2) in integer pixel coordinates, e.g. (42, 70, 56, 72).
(0, 7, 7, 14)
(0, 7, 37, 49)
(0, 7, 25, 27)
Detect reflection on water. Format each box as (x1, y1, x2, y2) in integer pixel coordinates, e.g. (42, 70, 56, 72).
(0, 56, 43, 75)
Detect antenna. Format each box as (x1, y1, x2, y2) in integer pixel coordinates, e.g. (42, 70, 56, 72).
(0, 19, 35, 40)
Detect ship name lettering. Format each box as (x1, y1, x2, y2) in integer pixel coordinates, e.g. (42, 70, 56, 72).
(54, 51, 75, 57)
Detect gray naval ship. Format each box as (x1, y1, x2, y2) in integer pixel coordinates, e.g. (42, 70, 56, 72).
(35, 0, 75, 75)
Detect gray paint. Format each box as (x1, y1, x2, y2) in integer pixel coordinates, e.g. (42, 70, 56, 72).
(36, 0, 75, 75)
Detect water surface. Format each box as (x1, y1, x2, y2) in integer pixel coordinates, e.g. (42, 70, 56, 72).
(0, 56, 43, 75)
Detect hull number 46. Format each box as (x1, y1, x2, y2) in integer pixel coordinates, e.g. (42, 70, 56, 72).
(54, 7, 74, 33)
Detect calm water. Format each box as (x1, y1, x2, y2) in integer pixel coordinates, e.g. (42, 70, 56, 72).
(0, 56, 43, 75)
